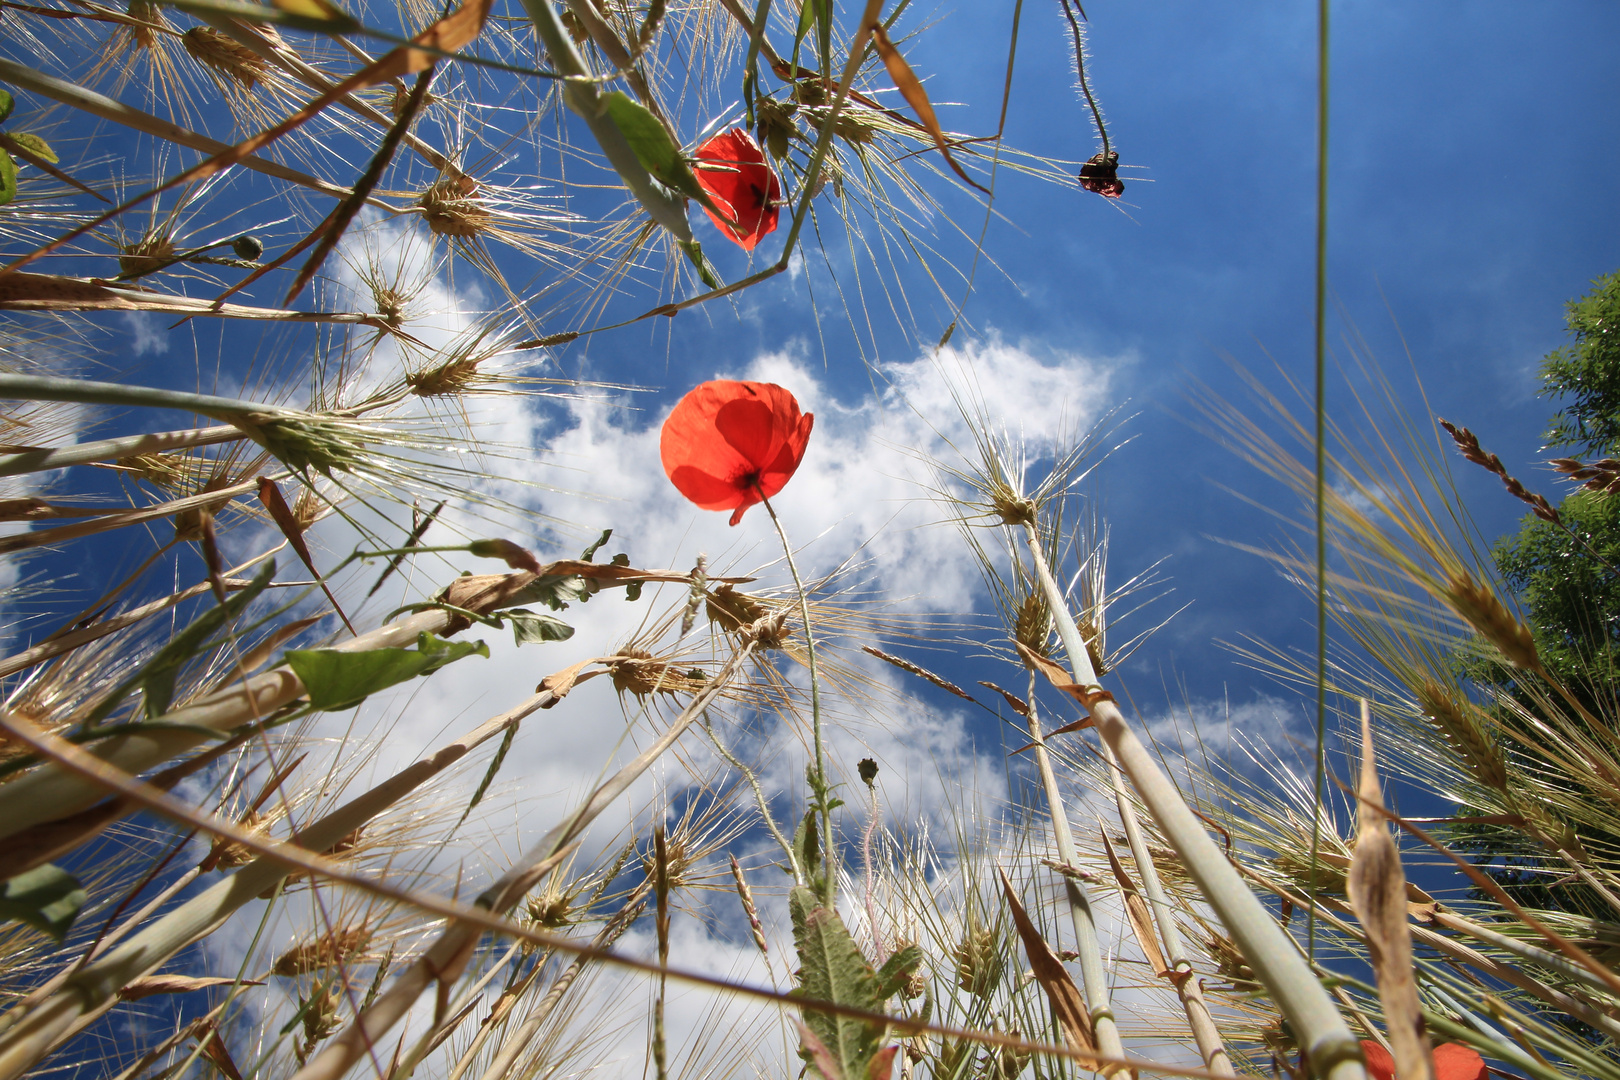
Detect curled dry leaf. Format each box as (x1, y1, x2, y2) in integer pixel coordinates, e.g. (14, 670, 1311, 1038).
(1098, 830, 1168, 978)
(868, 23, 988, 194)
(996, 866, 1096, 1056)
(1346, 700, 1432, 1080)
(536, 657, 607, 706)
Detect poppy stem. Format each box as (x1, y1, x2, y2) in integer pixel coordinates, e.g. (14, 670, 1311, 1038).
(755, 487, 832, 905)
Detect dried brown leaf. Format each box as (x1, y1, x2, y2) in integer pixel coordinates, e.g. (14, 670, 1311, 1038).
(1098, 830, 1168, 977)
(867, 24, 988, 194)
(1346, 700, 1432, 1080)
(997, 866, 1095, 1054)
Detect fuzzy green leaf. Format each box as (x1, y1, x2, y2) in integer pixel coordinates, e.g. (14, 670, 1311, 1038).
(287, 631, 489, 710)
(0, 150, 16, 207)
(0, 864, 86, 941)
(504, 608, 575, 645)
(872, 942, 922, 1002)
(0, 88, 13, 125)
(9, 132, 56, 164)
(600, 92, 721, 215)
(790, 885, 891, 1080)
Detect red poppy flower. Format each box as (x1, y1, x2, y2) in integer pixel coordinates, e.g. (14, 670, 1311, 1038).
(692, 129, 781, 251)
(660, 380, 813, 526)
(1358, 1040, 1487, 1080)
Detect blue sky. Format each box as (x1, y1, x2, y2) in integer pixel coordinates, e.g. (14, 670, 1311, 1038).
(596, 1, 1620, 713)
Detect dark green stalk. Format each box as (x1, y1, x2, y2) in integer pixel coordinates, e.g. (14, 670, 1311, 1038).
(1307, 0, 1330, 962)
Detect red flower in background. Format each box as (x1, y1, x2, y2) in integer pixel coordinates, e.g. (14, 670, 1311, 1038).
(661, 380, 813, 525)
(1359, 1041, 1487, 1080)
(692, 129, 781, 251)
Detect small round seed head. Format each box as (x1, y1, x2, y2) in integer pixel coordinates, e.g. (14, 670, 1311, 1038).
(418, 175, 491, 239)
(231, 234, 264, 261)
(182, 27, 267, 88)
(526, 887, 577, 931)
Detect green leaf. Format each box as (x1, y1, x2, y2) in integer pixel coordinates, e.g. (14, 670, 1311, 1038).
(0, 87, 13, 125)
(0, 864, 87, 941)
(789, 885, 889, 1080)
(506, 574, 592, 611)
(286, 631, 489, 711)
(680, 239, 723, 291)
(580, 528, 612, 561)
(872, 942, 922, 1002)
(0, 150, 16, 207)
(611, 552, 643, 601)
(9, 132, 56, 164)
(83, 561, 277, 727)
(600, 92, 721, 216)
(793, 810, 820, 888)
(504, 609, 575, 646)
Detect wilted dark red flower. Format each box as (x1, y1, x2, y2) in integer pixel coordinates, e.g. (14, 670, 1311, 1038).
(1079, 149, 1124, 198)
(1358, 1040, 1487, 1080)
(692, 129, 782, 251)
(661, 380, 813, 526)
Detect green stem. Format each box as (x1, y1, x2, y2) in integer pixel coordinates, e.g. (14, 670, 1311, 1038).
(757, 490, 831, 905)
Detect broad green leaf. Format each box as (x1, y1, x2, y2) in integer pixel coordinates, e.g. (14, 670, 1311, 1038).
(789, 885, 889, 1080)
(504, 609, 575, 645)
(9, 132, 56, 164)
(506, 574, 591, 611)
(680, 239, 723, 291)
(0, 864, 86, 941)
(0, 150, 15, 207)
(287, 631, 489, 710)
(0, 87, 13, 125)
(600, 92, 721, 216)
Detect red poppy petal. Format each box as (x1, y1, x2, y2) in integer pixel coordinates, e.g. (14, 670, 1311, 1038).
(1434, 1044, 1487, 1080)
(714, 396, 780, 470)
(1359, 1041, 1396, 1080)
(667, 465, 746, 512)
(693, 130, 780, 251)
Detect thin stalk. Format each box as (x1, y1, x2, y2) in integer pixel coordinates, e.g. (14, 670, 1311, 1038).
(1022, 666, 1126, 1066)
(706, 720, 801, 881)
(1307, 0, 1331, 962)
(757, 490, 832, 904)
(653, 826, 670, 1080)
(0, 373, 297, 421)
(0, 588, 501, 842)
(1019, 521, 1365, 1080)
(0, 425, 242, 478)
(1101, 742, 1234, 1075)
